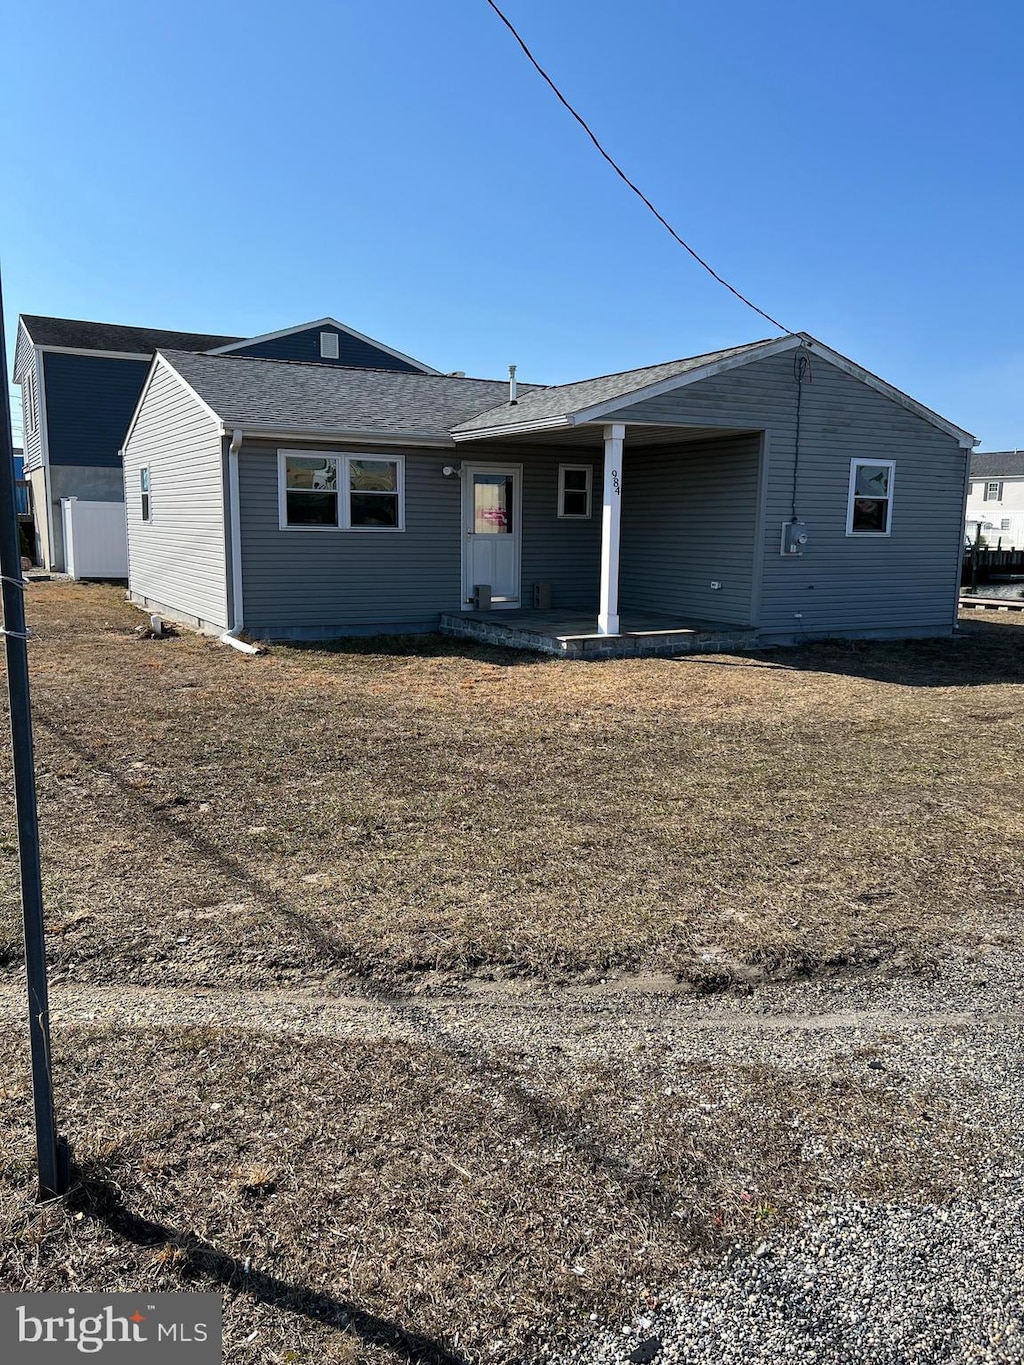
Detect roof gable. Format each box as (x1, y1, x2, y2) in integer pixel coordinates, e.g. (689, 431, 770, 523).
(205, 317, 440, 375)
(451, 333, 977, 448)
(122, 353, 227, 453)
(450, 339, 786, 437)
(13, 318, 35, 379)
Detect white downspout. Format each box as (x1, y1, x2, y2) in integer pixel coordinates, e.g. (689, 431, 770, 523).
(220, 428, 260, 654)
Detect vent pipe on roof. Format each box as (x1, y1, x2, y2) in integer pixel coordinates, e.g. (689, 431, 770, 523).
(508, 364, 518, 406)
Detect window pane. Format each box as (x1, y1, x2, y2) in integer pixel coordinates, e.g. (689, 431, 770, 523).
(141, 493, 150, 521)
(287, 491, 338, 525)
(562, 490, 588, 517)
(473, 474, 513, 534)
(140, 468, 150, 493)
(852, 497, 889, 532)
(854, 464, 890, 498)
(349, 459, 397, 492)
(563, 468, 588, 491)
(286, 457, 337, 491)
(350, 492, 399, 527)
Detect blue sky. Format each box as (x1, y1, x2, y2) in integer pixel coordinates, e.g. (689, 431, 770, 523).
(2, 0, 1021, 446)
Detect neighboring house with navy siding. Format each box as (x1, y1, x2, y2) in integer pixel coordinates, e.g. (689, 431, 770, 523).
(120, 332, 978, 654)
(12, 315, 437, 572)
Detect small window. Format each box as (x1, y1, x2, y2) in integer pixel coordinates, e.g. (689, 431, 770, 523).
(279, 451, 404, 530)
(1002, 518, 1012, 531)
(558, 464, 592, 518)
(22, 373, 37, 436)
(319, 331, 340, 360)
(283, 454, 339, 526)
(140, 467, 151, 522)
(985, 481, 1003, 501)
(846, 459, 895, 535)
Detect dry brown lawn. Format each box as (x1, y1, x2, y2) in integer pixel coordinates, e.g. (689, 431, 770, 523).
(0, 583, 1021, 989)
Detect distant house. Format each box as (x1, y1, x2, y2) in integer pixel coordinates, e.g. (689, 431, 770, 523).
(11, 445, 28, 517)
(121, 332, 977, 655)
(966, 451, 1024, 546)
(12, 315, 437, 572)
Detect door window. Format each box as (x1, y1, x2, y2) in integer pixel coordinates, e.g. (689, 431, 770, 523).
(473, 473, 514, 534)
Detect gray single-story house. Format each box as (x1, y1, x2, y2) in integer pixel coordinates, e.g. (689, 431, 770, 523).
(120, 332, 977, 657)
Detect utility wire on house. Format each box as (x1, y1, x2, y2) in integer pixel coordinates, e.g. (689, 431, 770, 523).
(483, 0, 791, 335)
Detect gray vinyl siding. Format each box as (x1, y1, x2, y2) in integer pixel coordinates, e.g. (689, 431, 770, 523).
(239, 441, 457, 631)
(123, 364, 228, 629)
(604, 350, 969, 635)
(237, 441, 603, 634)
(619, 434, 760, 624)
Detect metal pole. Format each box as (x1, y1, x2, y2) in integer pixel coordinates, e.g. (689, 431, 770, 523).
(0, 273, 67, 1199)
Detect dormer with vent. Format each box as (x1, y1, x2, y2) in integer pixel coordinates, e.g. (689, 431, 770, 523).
(205, 317, 438, 373)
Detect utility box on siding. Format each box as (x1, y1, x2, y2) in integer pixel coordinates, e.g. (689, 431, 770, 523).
(61, 499, 129, 580)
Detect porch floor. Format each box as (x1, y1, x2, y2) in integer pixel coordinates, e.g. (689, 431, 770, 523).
(438, 608, 759, 659)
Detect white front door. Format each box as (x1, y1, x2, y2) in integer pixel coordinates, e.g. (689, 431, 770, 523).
(461, 464, 522, 608)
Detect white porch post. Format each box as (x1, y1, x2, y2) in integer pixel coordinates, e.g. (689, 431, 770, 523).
(598, 422, 625, 635)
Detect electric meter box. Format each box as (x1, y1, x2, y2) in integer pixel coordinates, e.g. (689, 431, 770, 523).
(781, 520, 809, 556)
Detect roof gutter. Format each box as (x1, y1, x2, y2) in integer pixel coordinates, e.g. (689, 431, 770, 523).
(222, 426, 455, 448)
(451, 415, 573, 442)
(220, 428, 259, 655)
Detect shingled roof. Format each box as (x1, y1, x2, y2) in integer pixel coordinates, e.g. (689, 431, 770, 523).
(158, 350, 540, 439)
(151, 333, 976, 449)
(21, 315, 240, 354)
(971, 451, 1024, 480)
(450, 333, 977, 447)
(451, 340, 777, 436)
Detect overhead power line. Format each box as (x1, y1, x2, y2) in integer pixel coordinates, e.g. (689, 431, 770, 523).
(483, 0, 790, 334)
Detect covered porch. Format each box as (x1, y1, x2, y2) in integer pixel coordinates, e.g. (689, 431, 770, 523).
(448, 401, 766, 656)
(439, 606, 758, 658)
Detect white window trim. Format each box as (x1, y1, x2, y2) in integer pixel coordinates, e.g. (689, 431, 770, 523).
(140, 466, 152, 523)
(277, 449, 405, 532)
(319, 331, 340, 360)
(985, 481, 1003, 501)
(557, 463, 593, 519)
(846, 458, 895, 537)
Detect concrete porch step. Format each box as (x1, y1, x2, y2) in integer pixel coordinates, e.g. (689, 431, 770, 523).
(438, 611, 759, 659)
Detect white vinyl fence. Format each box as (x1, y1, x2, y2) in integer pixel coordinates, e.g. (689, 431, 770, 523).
(61, 499, 129, 580)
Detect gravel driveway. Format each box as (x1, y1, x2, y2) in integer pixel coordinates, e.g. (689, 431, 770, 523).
(549, 949, 1023, 1365)
(1, 944, 1019, 1364)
